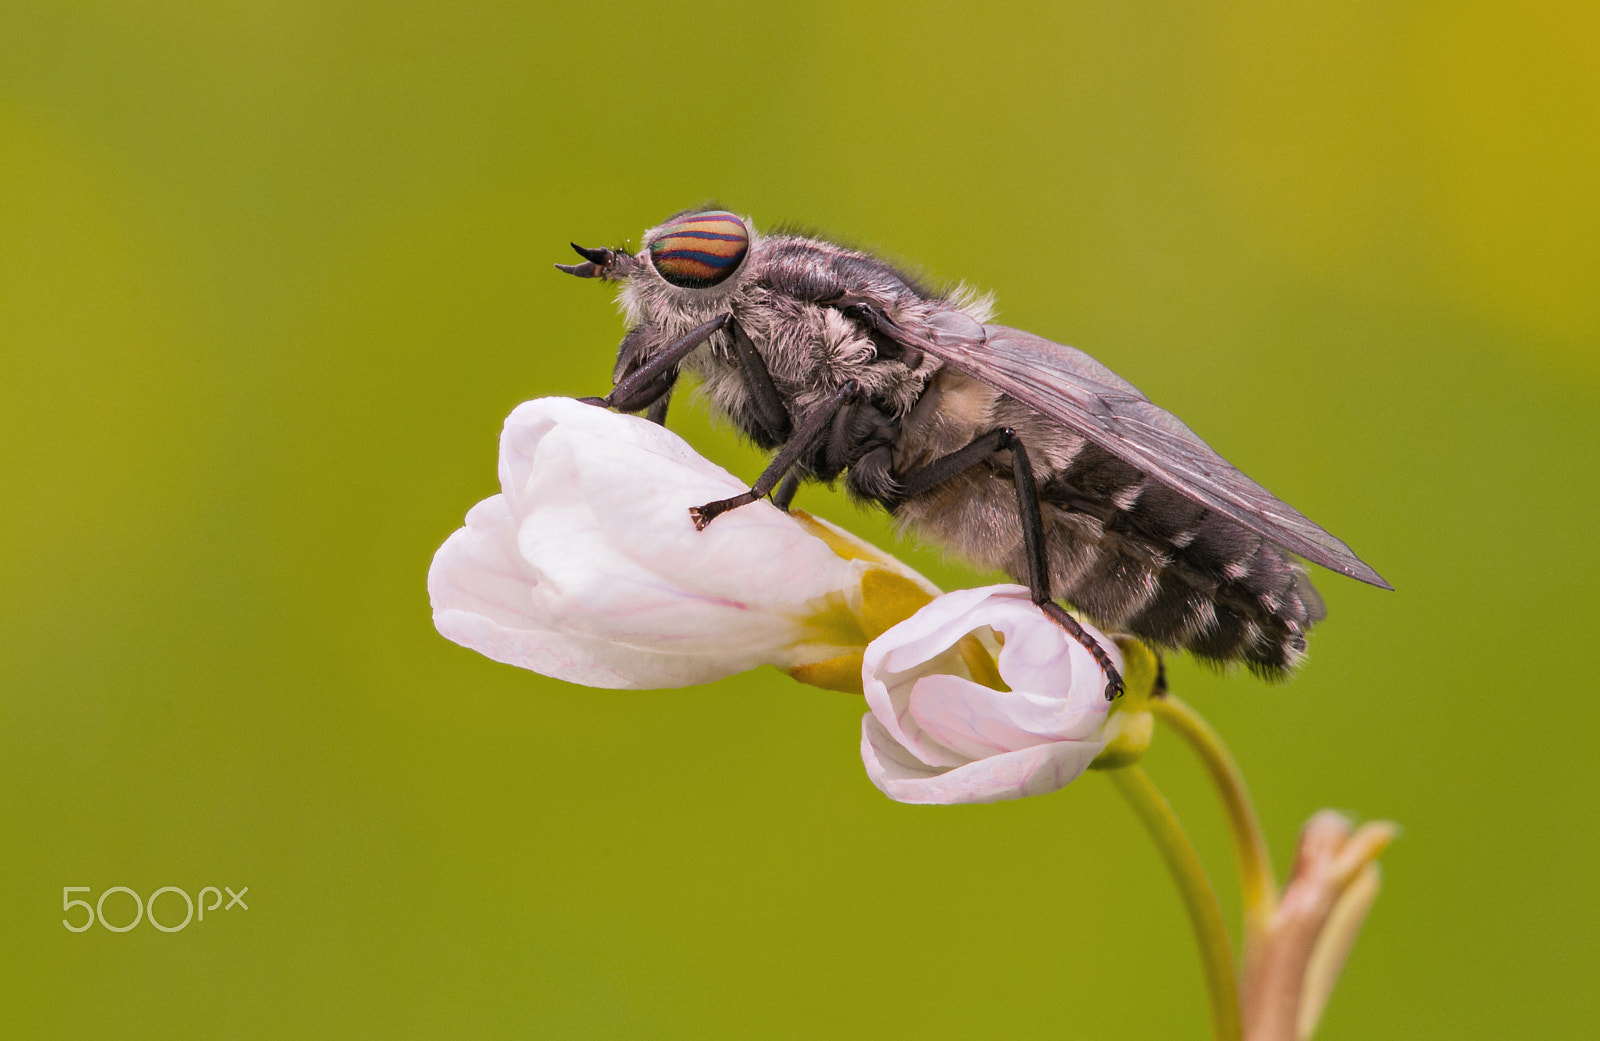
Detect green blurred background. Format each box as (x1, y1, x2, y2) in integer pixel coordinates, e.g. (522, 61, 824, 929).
(3, 2, 1595, 1037)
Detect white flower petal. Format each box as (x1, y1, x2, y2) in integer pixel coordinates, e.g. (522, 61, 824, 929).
(859, 585, 1117, 804)
(431, 397, 877, 688)
(871, 584, 1016, 677)
(428, 495, 542, 633)
(907, 673, 1103, 760)
(861, 714, 1107, 805)
(989, 599, 1122, 707)
(433, 609, 700, 688)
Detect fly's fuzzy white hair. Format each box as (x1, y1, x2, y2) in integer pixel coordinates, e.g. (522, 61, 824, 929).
(944, 281, 997, 325)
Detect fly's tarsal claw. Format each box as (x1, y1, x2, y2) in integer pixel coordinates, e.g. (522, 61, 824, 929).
(688, 504, 716, 531)
(689, 491, 757, 531)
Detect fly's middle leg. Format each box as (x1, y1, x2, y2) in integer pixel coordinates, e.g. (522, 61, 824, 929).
(689, 381, 858, 529)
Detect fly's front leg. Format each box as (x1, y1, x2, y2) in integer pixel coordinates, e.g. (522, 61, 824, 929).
(727, 316, 793, 443)
(587, 314, 790, 443)
(896, 428, 1126, 700)
(771, 472, 803, 512)
(580, 314, 731, 413)
(727, 316, 802, 506)
(689, 381, 858, 530)
(645, 393, 671, 426)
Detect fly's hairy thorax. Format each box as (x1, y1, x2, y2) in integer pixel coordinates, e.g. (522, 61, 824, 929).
(696, 286, 910, 427)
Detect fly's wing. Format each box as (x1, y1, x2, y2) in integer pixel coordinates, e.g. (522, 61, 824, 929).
(901, 310, 1391, 589)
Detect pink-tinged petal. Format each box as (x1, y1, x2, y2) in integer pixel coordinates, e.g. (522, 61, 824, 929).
(499, 400, 861, 641)
(860, 651, 971, 769)
(428, 495, 541, 633)
(861, 714, 947, 785)
(859, 585, 1118, 804)
(431, 609, 728, 689)
(989, 598, 1122, 707)
(860, 585, 1017, 765)
(861, 715, 1106, 805)
(907, 673, 1108, 760)
(427, 495, 765, 687)
(869, 585, 1021, 677)
(431, 398, 890, 688)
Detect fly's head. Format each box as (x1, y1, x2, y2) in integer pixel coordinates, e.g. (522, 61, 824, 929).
(558, 209, 755, 331)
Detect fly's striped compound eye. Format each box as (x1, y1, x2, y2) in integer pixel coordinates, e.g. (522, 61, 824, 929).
(646, 211, 749, 288)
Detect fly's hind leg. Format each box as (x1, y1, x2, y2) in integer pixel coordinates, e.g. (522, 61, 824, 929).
(896, 427, 1126, 700)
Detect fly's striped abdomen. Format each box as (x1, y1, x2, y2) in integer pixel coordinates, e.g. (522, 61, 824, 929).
(1039, 443, 1322, 676)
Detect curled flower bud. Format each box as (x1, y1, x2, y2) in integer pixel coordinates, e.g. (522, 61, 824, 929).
(1244, 810, 1400, 1041)
(859, 585, 1122, 804)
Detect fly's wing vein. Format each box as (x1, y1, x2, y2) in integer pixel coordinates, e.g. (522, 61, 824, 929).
(902, 316, 1389, 589)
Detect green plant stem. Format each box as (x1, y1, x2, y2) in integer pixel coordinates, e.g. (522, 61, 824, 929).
(1107, 765, 1241, 1041)
(1151, 694, 1279, 942)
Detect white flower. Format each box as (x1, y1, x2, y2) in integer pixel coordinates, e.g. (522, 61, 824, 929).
(859, 585, 1121, 804)
(428, 397, 931, 689)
